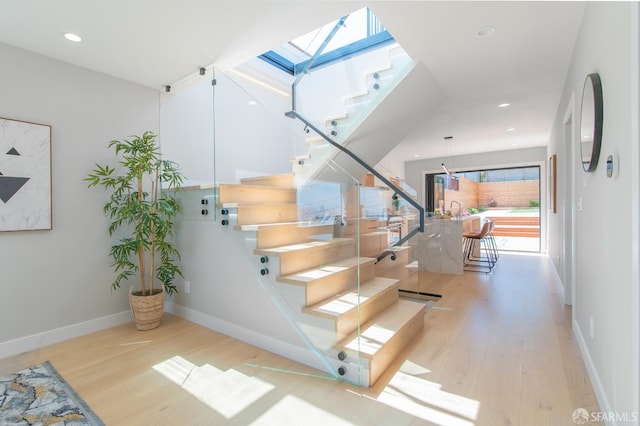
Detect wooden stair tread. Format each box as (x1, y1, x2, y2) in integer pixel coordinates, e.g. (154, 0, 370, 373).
(336, 299, 425, 359)
(324, 113, 348, 123)
(232, 203, 298, 225)
(385, 245, 411, 253)
(238, 222, 334, 249)
(303, 277, 398, 320)
(221, 202, 296, 208)
(278, 256, 376, 286)
(218, 183, 296, 206)
(240, 174, 294, 188)
(360, 231, 388, 237)
(254, 238, 353, 256)
(235, 221, 330, 232)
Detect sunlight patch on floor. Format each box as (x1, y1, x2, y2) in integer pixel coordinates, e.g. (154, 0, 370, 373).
(374, 362, 480, 426)
(398, 359, 431, 375)
(250, 394, 354, 426)
(153, 355, 274, 419)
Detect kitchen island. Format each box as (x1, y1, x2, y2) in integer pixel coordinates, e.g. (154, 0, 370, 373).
(414, 215, 481, 275)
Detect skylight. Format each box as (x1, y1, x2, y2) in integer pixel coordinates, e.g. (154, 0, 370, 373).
(259, 7, 394, 75)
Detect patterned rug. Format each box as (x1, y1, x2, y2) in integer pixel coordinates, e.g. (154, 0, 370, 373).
(0, 361, 104, 425)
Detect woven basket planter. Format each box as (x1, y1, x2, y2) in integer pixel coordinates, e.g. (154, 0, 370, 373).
(129, 288, 165, 330)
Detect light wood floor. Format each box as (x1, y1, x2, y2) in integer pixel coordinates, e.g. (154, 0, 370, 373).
(1, 253, 601, 425)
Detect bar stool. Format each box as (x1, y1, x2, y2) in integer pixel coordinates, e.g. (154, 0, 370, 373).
(463, 220, 496, 273)
(487, 220, 499, 263)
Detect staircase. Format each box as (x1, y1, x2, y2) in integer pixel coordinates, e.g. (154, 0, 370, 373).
(292, 45, 443, 187)
(218, 173, 425, 386)
(198, 19, 445, 388)
(486, 215, 540, 237)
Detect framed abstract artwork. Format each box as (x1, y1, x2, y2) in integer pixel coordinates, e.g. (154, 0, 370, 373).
(0, 117, 52, 231)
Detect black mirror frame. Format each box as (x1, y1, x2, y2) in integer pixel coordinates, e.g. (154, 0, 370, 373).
(580, 73, 604, 172)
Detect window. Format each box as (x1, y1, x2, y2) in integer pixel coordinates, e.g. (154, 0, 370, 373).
(259, 8, 394, 75)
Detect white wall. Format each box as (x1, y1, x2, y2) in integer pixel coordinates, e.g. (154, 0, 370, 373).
(296, 43, 404, 126)
(547, 2, 639, 417)
(159, 68, 295, 186)
(0, 43, 160, 356)
(159, 76, 215, 186)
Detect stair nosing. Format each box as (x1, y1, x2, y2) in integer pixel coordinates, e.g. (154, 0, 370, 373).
(303, 277, 399, 320)
(335, 299, 425, 359)
(254, 237, 354, 256)
(236, 221, 332, 231)
(277, 256, 376, 286)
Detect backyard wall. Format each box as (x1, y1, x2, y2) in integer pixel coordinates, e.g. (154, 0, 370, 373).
(445, 178, 540, 214)
(478, 180, 539, 208)
(444, 177, 477, 215)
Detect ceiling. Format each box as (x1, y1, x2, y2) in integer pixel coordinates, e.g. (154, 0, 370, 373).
(0, 1, 585, 160)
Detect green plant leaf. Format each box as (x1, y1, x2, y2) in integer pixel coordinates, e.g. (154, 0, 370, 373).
(86, 131, 184, 295)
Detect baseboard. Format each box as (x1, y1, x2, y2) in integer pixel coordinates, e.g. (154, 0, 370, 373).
(0, 311, 131, 359)
(165, 302, 335, 376)
(546, 255, 567, 305)
(573, 317, 612, 416)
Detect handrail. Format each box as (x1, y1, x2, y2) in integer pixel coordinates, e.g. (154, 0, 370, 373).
(285, 110, 425, 240)
(291, 15, 348, 112)
(287, 15, 423, 262)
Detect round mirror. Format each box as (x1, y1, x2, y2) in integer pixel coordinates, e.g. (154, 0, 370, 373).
(579, 73, 603, 172)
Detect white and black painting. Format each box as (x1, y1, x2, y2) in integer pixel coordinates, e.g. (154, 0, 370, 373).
(0, 117, 51, 231)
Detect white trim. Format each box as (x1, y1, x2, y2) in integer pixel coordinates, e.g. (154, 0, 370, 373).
(165, 302, 334, 376)
(630, 2, 640, 417)
(0, 311, 131, 359)
(574, 318, 613, 417)
(166, 302, 371, 385)
(547, 255, 566, 303)
(562, 92, 577, 310)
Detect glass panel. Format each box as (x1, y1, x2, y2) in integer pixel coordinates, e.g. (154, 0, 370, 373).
(212, 68, 368, 386)
(262, 7, 391, 74)
(160, 6, 430, 386)
(292, 8, 379, 57)
(287, 11, 427, 304)
(355, 162, 427, 301)
(159, 78, 215, 187)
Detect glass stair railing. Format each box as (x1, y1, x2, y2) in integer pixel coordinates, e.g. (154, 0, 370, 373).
(210, 67, 430, 386)
(203, 8, 432, 386)
(282, 11, 435, 302)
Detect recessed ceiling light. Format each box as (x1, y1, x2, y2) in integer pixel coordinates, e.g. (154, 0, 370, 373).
(414, 154, 420, 158)
(248, 100, 257, 106)
(64, 33, 82, 42)
(476, 26, 495, 38)
(507, 127, 515, 132)
(498, 103, 510, 108)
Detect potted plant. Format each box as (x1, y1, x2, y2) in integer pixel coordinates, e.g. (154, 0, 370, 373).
(85, 131, 184, 330)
